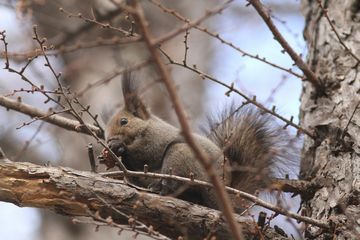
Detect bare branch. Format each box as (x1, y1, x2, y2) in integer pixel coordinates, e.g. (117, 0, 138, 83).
(158, 49, 315, 139)
(0, 37, 141, 62)
(57, 6, 138, 45)
(148, 0, 304, 80)
(0, 95, 103, 138)
(125, 1, 244, 239)
(316, 0, 360, 64)
(153, 0, 235, 46)
(247, 0, 320, 90)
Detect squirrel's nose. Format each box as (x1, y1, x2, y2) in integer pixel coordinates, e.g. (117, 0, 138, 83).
(107, 139, 126, 156)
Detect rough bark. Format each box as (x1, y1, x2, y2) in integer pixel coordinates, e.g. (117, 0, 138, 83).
(300, 0, 360, 239)
(0, 159, 290, 240)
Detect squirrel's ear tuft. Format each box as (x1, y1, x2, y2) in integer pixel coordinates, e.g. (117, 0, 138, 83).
(122, 71, 150, 120)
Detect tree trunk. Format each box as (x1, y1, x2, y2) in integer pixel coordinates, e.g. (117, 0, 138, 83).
(300, 0, 360, 239)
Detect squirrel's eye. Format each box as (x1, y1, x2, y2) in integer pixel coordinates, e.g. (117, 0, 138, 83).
(119, 118, 128, 126)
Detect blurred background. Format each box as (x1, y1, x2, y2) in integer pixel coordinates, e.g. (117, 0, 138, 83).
(0, 0, 304, 239)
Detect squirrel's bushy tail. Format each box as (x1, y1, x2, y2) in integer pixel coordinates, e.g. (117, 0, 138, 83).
(205, 104, 298, 193)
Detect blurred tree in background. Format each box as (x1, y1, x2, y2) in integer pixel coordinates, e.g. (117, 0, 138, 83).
(0, 0, 359, 239)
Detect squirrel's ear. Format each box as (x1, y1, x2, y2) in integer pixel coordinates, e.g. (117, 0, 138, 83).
(122, 71, 150, 120)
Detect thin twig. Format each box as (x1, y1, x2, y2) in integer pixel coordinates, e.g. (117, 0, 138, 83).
(183, 29, 190, 65)
(93, 193, 170, 240)
(247, 0, 320, 89)
(124, 1, 244, 239)
(15, 108, 71, 130)
(316, 0, 360, 64)
(1, 36, 141, 62)
(0, 31, 67, 108)
(342, 101, 360, 139)
(0, 95, 103, 137)
(13, 122, 45, 161)
(58, 6, 138, 39)
(158, 48, 315, 138)
(153, 0, 235, 46)
(87, 143, 97, 173)
(148, 0, 304, 80)
(56, 5, 126, 46)
(31, 26, 129, 175)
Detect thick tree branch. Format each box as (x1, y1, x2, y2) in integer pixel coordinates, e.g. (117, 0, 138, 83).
(102, 171, 330, 230)
(0, 95, 103, 138)
(0, 159, 290, 240)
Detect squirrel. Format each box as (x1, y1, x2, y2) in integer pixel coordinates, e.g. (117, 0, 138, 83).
(104, 72, 297, 210)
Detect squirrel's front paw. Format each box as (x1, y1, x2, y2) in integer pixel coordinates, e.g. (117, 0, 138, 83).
(107, 139, 126, 157)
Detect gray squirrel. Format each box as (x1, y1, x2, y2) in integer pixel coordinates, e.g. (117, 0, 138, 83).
(105, 72, 296, 209)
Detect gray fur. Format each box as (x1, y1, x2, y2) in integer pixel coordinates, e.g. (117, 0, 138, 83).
(106, 73, 298, 210)
(204, 104, 298, 193)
